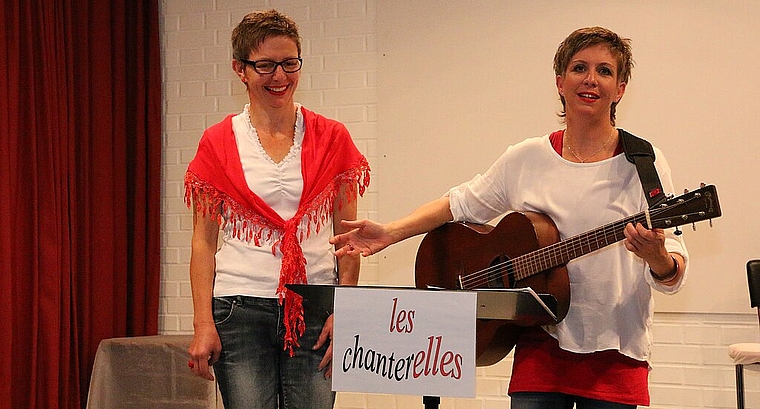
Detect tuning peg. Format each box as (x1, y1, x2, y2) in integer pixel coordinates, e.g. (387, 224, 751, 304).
(700, 182, 706, 188)
(709, 219, 713, 228)
(692, 222, 697, 231)
(675, 226, 683, 236)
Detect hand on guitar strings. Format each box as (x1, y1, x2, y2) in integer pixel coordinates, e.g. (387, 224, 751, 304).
(330, 219, 391, 257)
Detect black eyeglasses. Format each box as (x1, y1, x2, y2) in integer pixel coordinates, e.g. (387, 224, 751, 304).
(239, 57, 303, 74)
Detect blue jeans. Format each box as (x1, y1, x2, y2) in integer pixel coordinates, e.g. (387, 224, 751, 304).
(212, 296, 335, 409)
(510, 392, 636, 409)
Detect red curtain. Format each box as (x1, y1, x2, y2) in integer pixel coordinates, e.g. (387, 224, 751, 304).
(0, 0, 161, 408)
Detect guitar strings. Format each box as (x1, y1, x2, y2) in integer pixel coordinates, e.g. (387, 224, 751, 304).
(459, 213, 642, 288)
(457, 204, 686, 289)
(458, 214, 641, 289)
(458, 212, 644, 288)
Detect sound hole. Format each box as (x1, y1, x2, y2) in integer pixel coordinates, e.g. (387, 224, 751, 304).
(486, 255, 512, 288)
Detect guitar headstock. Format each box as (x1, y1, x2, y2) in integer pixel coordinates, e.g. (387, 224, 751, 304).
(649, 184, 721, 230)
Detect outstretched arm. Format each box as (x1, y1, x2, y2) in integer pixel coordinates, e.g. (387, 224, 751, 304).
(330, 196, 455, 258)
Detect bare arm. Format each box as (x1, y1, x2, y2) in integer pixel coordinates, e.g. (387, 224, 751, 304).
(187, 202, 222, 381)
(334, 185, 360, 285)
(330, 195, 454, 257)
(315, 185, 361, 377)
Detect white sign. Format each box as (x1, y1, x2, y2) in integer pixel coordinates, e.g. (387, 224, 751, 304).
(332, 287, 477, 398)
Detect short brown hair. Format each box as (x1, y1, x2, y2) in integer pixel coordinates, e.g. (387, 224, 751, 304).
(553, 27, 633, 125)
(231, 9, 301, 62)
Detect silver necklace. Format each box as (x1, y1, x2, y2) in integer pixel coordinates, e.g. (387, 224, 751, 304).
(565, 128, 616, 163)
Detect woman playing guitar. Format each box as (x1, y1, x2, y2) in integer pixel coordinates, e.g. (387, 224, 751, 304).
(331, 27, 688, 408)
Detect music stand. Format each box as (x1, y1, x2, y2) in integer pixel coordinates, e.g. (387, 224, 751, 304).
(287, 284, 559, 408)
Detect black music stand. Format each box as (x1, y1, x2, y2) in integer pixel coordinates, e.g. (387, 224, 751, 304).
(287, 284, 559, 408)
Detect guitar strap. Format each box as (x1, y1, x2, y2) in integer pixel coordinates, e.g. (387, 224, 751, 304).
(619, 129, 667, 208)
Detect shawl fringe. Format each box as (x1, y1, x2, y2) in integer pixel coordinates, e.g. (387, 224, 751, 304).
(184, 163, 369, 247)
(185, 160, 370, 354)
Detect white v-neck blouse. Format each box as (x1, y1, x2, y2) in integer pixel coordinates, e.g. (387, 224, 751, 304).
(213, 104, 337, 298)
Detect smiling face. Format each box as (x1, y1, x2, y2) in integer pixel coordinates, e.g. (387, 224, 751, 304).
(234, 35, 301, 111)
(556, 44, 626, 124)
(552, 27, 633, 125)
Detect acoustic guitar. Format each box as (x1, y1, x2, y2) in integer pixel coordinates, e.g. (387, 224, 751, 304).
(414, 184, 721, 366)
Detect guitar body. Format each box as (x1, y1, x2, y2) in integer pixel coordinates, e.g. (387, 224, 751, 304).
(415, 211, 570, 367)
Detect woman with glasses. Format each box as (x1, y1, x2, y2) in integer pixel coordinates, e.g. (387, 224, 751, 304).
(184, 9, 370, 408)
(331, 27, 687, 408)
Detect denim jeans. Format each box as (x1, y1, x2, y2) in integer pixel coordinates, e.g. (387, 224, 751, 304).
(510, 392, 637, 409)
(212, 296, 335, 409)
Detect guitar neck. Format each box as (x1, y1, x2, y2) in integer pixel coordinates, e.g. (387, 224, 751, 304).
(453, 184, 719, 288)
(511, 212, 646, 281)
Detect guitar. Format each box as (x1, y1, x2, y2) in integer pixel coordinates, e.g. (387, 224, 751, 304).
(414, 184, 721, 366)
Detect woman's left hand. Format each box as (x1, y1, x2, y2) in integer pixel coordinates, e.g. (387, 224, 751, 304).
(313, 314, 335, 378)
(623, 222, 669, 267)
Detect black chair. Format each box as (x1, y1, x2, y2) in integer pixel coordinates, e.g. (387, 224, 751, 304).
(728, 260, 760, 409)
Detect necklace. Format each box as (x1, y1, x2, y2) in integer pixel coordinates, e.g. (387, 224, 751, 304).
(565, 128, 616, 163)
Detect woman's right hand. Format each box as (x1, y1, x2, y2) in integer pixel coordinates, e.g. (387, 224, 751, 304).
(188, 323, 222, 381)
(330, 219, 392, 257)
(331, 196, 454, 258)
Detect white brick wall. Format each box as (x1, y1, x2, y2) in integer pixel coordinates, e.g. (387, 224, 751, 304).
(159, 1, 754, 407)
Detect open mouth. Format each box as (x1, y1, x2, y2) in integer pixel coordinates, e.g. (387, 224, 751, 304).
(265, 84, 289, 94)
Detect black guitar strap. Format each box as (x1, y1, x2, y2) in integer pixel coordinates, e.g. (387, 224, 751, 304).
(619, 129, 667, 208)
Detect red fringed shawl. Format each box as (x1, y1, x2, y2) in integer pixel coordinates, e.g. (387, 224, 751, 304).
(184, 106, 370, 354)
